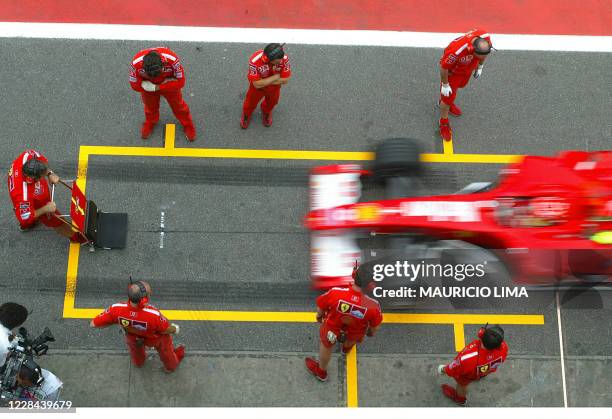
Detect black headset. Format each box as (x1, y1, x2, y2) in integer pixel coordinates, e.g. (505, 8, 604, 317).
(264, 43, 286, 61)
(472, 37, 492, 55)
(128, 276, 149, 307)
(478, 323, 504, 349)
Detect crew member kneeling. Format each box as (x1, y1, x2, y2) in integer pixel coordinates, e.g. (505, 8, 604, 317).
(305, 264, 383, 381)
(7, 150, 80, 241)
(90, 280, 185, 372)
(438, 324, 508, 406)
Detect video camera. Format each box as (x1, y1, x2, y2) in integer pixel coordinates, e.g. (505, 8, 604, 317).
(0, 327, 55, 404)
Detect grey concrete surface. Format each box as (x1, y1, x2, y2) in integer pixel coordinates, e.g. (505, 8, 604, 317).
(41, 350, 346, 407)
(358, 354, 566, 407)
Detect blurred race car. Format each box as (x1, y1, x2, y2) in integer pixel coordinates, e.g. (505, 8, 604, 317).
(305, 138, 611, 289)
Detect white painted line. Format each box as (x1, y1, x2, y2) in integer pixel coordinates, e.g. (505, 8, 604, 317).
(159, 211, 165, 249)
(0, 22, 611, 52)
(555, 290, 569, 407)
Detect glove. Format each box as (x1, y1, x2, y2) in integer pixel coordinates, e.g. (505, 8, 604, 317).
(171, 323, 180, 334)
(141, 80, 158, 92)
(474, 64, 484, 79)
(440, 83, 452, 97)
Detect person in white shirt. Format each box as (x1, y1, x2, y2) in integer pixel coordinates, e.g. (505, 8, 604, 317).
(0, 303, 28, 366)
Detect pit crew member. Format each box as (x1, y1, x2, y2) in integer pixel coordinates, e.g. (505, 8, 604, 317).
(240, 43, 291, 129)
(438, 324, 508, 406)
(7, 150, 78, 241)
(90, 280, 185, 372)
(129, 47, 196, 141)
(439, 29, 493, 141)
(305, 264, 383, 381)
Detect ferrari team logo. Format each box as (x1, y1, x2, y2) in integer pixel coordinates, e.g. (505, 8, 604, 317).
(478, 364, 490, 374)
(337, 300, 368, 318)
(120, 319, 130, 328)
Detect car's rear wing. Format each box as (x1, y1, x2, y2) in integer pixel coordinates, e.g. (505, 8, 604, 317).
(309, 164, 365, 288)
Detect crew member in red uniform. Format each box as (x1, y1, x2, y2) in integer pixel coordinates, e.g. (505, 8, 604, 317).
(129, 47, 196, 141)
(240, 43, 291, 129)
(438, 29, 493, 141)
(438, 324, 508, 406)
(7, 150, 79, 241)
(90, 280, 185, 372)
(305, 264, 383, 381)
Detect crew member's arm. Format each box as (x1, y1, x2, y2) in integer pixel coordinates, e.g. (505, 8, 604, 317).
(33, 202, 57, 219)
(153, 310, 180, 334)
(157, 61, 186, 92)
(315, 307, 325, 323)
(253, 74, 281, 89)
(271, 56, 292, 85)
(315, 290, 333, 322)
(45, 169, 59, 185)
(160, 323, 180, 334)
(440, 66, 449, 85)
(129, 64, 146, 93)
(89, 307, 117, 328)
(366, 306, 383, 337)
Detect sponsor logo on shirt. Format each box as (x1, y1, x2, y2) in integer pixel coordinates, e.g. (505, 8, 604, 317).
(336, 300, 367, 319)
(476, 356, 503, 377)
(34, 182, 42, 196)
(119, 317, 148, 331)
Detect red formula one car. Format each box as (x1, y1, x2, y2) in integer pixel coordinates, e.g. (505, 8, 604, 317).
(305, 139, 612, 289)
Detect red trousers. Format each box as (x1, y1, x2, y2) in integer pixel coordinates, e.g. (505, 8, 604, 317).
(125, 333, 180, 371)
(140, 90, 194, 128)
(242, 85, 281, 115)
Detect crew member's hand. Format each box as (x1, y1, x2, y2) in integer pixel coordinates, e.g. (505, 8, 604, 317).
(141, 80, 158, 92)
(47, 172, 60, 185)
(171, 323, 180, 334)
(43, 201, 57, 214)
(316, 314, 323, 323)
(366, 327, 374, 337)
(440, 83, 452, 97)
(474, 65, 484, 79)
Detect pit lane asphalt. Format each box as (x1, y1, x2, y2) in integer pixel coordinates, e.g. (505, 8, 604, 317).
(0, 39, 610, 406)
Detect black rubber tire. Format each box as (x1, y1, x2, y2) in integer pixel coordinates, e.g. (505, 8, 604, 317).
(372, 138, 421, 181)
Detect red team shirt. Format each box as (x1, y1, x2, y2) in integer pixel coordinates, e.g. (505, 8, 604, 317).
(129, 47, 186, 93)
(444, 339, 508, 386)
(7, 150, 59, 229)
(440, 29, 493, 78)
(317, 287, 383, 341)
(93, 302, 170, 342)
(247, 50, 291, 86)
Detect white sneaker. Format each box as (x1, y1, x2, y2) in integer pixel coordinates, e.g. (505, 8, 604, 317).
(437, 364, 446, 375)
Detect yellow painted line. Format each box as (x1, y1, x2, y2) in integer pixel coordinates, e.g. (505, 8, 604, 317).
(453, 323, 466, 352)
(382, 313, 544, 325)
(346, 346, 358, 407)
(62, 243, 81, 318)
(80, 145, 374, 161)
(63, 307, 543, 326)
(443, 138, 454, 155)
(78, 144, 523, 164)
(164, 123, 175, 149)
(421, 153, 522, 164)
(76, 147, 90, 193)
